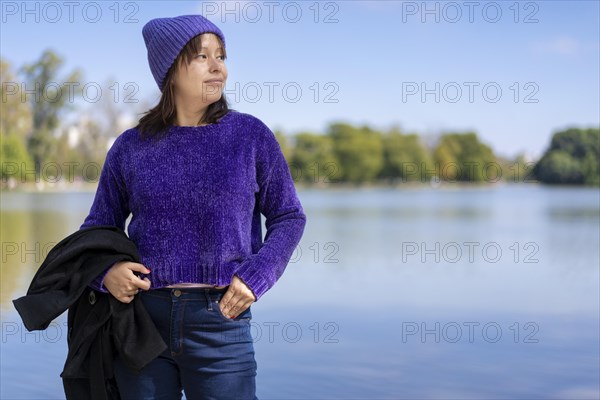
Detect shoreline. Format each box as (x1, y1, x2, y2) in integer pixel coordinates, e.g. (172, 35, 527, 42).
(1, 180, 542, 194)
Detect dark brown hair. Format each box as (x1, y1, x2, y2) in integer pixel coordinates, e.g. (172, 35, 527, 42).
(135, 33, 232, 141)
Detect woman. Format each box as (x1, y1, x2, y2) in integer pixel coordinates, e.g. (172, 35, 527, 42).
(80, 14, 307, 400)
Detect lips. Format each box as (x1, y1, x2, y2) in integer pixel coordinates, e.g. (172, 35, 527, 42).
(205, 80, 223, 84)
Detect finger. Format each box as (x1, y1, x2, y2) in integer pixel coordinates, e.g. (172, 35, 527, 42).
(229, 299, 253, 318)
(223, 296, 247, 317)
(220, 293, 238, 316)
(130, 273, 151, 290)
(118, 295, 133, 304)
(129, 263, 151, 274)
(225, 298, 242, 318)
(120, 282, 141, 295)
(136, 277, 152, 291)
(220, 286, 236, 310)
(141, 278, 152, 290)
(227, 300, 245, 317)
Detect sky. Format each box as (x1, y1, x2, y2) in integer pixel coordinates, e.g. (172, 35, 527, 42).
(1, 0, 599, 159)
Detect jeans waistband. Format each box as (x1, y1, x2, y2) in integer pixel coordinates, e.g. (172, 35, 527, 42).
(145, 286, 229, 302)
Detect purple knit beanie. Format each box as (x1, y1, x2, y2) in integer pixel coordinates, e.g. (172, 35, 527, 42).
(142, 14, 226, 92)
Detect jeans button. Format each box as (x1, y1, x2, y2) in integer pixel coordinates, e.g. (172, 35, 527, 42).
(173, 289, 182, 297)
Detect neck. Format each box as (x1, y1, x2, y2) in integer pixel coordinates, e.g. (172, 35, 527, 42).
(173, 97, 210, 127)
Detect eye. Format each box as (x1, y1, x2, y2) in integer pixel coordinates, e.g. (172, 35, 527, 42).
(195, 54, 225, 61)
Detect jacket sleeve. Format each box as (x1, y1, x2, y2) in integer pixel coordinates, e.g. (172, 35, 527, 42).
(80, 135, 131, 292)
(234, 120, 307, 301)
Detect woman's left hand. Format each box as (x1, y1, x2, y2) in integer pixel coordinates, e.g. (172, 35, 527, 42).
(220, 274, 256, 318)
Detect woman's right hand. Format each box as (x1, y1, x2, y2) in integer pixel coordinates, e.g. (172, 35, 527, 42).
(103, 261, 152, 303)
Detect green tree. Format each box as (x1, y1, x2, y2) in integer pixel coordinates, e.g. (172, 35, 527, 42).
(496, 152, 536, 183)
(533, 127, 599, 185)
(1, 58, 32, 138)
(379, 127, 432, 183)
(432, 132, 497, 182)
(1, 133, 33, 183)
(327, 123, 384, 184)
(328, 123, 383, 184)
(18, 49, 83, 175)
(1, 59, 34, 185)
(290, 132, 339, 184)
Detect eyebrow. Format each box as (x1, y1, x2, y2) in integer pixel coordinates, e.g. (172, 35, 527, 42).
(200, 46, 223, 50)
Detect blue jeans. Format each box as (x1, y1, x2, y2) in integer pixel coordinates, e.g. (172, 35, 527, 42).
(113, 287, 258, 400)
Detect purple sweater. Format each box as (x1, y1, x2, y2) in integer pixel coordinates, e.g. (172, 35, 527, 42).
(80, 110, 307, 301)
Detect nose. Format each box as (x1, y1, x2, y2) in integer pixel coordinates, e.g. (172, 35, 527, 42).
(208, 56, 222, 72)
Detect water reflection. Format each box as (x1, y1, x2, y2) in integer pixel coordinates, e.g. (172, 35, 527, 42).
(1, 207, 83, 311)
(1, 185, 599, 399)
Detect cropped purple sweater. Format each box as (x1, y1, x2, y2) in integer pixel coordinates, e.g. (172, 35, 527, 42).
(80, 110, 307, 301)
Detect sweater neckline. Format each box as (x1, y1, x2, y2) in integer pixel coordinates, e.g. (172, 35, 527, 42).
(168, 110, 234, 132)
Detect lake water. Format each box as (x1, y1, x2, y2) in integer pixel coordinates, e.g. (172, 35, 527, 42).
(1, 184, 599, 399)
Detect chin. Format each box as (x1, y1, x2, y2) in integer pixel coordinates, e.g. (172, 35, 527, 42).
(201, 94, 222, 103)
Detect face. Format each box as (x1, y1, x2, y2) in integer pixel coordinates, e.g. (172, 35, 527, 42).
(171, 33, 227, 107)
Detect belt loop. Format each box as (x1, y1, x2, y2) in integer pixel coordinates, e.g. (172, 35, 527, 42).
(204, 288, 213, 310)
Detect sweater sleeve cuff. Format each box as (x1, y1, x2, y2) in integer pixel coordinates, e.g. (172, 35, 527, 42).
(233, 256, 273, 302)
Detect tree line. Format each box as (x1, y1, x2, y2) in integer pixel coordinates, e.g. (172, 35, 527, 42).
(275, 125, 598, 186)
(1, 51, 598, 188)
(285, 125, 503, 184)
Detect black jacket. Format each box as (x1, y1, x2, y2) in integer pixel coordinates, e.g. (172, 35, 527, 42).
(12, 225, 167, 400)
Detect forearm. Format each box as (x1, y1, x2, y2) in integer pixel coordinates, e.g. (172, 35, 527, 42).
(235, 208, 306, 301)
